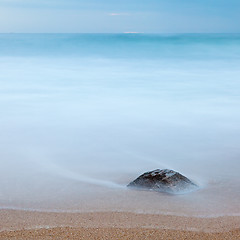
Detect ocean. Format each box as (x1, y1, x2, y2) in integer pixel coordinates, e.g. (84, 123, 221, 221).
(0, 33, 240, 216)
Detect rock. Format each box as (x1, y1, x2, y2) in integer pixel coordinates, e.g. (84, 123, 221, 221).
(127, 169, 198, 194)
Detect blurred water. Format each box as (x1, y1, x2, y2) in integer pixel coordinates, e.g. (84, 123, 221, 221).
(0, 34, 240, 215)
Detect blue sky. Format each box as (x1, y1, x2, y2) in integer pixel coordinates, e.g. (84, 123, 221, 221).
(0, 0, 239, 33)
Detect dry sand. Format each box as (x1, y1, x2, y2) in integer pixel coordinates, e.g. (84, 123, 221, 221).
(0, 210, 239, 239)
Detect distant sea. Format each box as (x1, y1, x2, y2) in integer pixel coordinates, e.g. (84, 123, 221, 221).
(0, 34, 240, 216)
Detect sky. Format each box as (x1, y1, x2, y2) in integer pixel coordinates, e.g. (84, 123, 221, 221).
(0, 0, 239, 33)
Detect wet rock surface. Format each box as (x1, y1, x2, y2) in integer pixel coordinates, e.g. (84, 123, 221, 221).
(127, 169, 198, 194)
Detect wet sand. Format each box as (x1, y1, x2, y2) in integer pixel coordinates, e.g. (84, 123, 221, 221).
(0, 210, 239, 239)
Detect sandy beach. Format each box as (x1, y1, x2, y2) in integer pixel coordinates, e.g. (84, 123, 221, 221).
(0, 210, 239, 239)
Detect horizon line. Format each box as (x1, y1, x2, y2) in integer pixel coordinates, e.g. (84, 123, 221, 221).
(0, 32, 239, 34)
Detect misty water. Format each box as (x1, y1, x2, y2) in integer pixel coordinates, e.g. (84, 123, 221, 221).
(0, 34, 240, 216)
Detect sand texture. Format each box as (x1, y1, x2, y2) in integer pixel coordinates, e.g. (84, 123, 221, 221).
(0, 210, 240, 239)
(1, 227, 240, 240)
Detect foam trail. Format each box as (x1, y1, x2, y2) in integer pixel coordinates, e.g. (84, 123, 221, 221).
(51, 163, 125, 189)
(30, 157, 125, 189)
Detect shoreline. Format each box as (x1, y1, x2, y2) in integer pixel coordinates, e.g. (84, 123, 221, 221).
(1, 206, 240, 218)
(0, 210, 240, 239)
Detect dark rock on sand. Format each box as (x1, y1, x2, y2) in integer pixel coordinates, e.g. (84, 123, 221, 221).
(127, 169, 198, 194)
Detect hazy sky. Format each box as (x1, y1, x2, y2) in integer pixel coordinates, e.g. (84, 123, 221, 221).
(0, 0, 239, 33)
